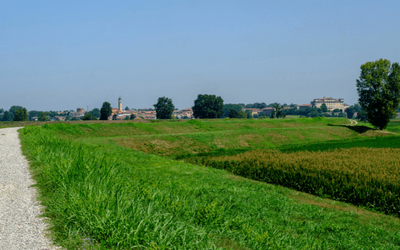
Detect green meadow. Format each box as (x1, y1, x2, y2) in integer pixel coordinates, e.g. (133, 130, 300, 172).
(19, 118, 400, 249)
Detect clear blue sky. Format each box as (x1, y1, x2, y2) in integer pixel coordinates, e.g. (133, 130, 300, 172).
(1, 1, 400, 111)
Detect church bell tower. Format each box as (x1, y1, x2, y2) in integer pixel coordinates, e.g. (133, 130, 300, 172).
(118, 96, 122, 112)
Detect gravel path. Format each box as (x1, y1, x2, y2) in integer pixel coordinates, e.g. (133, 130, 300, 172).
(0, 127, 59, 250)
(349, 119, 358, 126)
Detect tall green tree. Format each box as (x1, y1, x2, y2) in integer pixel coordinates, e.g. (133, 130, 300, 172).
(259, 112, 267, 119)
(357, 109, 368, 122)
(192, 94, 224, 119)
(356, 59, 400, 129)
(90, 108, 100, 118)
(100, 102, 112, 120)
(307, 108, 319, 118)
(345, 106, 355, 119)
(82, 113, 98, 120)
(9, 105, 23, 119)
(222, 104, 242, 118)
(272, 103, 286, 118)
(245, 110, 253, 119)
(228, 109, 243, 118)
(2, 111, 12, 121)
(320, 104, 328, 112)
(13, 108, 28, 121)
(153, 97, 175, 119)
(353, 104, 361, 112)
(39, 112, 48, 121)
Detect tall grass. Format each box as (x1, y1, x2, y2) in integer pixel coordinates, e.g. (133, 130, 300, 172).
(21, 126, 216, 249)
(20, 124, 400, 249)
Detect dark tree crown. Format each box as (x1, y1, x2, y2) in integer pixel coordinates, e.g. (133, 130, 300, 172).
(192, 94, 224, 119)
(100, 102, 112, 120)
(154, 97, 175, 119)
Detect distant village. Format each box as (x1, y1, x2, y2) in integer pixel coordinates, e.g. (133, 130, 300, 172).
(74, 96, 350, 121)
(0, 97, 352, 122)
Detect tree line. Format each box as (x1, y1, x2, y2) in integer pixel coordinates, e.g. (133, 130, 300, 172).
(150, 58, 400, 130)
(151, 96, 365, 120)
(2, 59, 399, 129)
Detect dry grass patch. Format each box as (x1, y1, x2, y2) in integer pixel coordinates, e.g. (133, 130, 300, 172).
(215, 148, 400, 185)
(217, 237, 249, 250)
(214, 138, 229, 148)
(115, 136, 211, 156)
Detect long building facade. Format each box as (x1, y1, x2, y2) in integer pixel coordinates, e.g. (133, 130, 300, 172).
(311, 97, 348, 111)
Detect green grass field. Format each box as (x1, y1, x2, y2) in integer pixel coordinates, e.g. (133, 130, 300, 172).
(387, 120, 400, 133)
(18, 118, 400, 249)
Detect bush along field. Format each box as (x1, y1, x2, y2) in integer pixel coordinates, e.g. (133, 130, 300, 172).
(19, 119, 400, 249)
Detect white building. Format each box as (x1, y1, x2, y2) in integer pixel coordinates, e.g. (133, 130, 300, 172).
(311, 97, 348, 111)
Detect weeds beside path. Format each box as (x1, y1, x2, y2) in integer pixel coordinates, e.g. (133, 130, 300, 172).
(0, 127, 58, 249)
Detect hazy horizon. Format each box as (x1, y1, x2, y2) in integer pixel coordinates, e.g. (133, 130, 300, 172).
(2, 1, 400, 111)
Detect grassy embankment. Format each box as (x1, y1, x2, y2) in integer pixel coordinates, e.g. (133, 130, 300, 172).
(55, 117, 373, 157)
(19, 118, 400, 249)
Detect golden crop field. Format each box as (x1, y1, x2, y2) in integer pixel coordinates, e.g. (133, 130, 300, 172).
(188, 147, 400, 216)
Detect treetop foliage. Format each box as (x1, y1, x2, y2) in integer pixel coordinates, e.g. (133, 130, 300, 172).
(192, 94, 224, 119)
(228, 108, 240, 118)
(100, 102, 112, 120)
(39, 112, 48, 121)
(228, 108, 246, 119)
(82, 113, 98, 120)
(153, 97, 175, 119)
(272, 103, 286, 119)
(345, 106, 355, 119)
(13, 107, 28, 121)
(222, 104, 243, 118)
(245, 102, 267, 109)
(357, 59, 400, 129)
(9, 105, 23, 118)
(320, 104, 328, 113)
(90, 108, 100, 118)
(1, 111, 12, 121)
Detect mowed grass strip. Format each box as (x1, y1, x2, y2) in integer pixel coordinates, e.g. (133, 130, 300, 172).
(188, 148, 400, 217)
(20, 124, 400, 249)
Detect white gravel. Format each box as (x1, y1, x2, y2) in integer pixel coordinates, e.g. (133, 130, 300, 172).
(0, 127, 59, 250)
